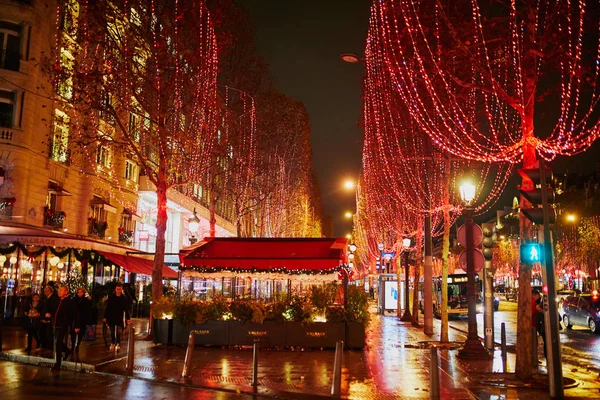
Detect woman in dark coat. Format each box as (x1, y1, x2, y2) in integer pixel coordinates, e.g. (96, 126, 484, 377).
(71, 287, 92, 351)
(23, 293, 43, 352)
(103, 284, 131, 351)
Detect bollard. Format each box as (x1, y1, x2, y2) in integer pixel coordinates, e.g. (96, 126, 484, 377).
(430, 347, 440, 400)
(182, 330, 196, 378)
(501, 322, 507, 372)
(531, 327, 538, 366)
(252, 339, 259, 387)
(148, 303, 153, 336)
(0, 316, 3, 354)
(331, 340, 343, 398)
(126, 325, 135, 376)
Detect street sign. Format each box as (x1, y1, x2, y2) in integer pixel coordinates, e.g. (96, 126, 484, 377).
(520, 243, 541, 264)
(458, 249, 485, 273)
(382, 252, 395, 259)
(457, 224, 483, 247)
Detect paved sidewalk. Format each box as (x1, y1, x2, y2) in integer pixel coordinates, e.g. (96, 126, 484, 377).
(2, 314, 600, 399)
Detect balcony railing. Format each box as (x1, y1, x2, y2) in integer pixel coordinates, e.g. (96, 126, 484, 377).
(118, 230, 134, 245)
(0, 200, 13, 220)
(1, 50, 20, 72)
(88, 218, 108, 238)
(43, 210, 66, 230)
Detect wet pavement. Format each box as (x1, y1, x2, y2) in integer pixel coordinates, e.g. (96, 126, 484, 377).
(3, 307, 600, 399)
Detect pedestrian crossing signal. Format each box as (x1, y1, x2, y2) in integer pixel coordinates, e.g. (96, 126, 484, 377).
(520, 243, 541, 264)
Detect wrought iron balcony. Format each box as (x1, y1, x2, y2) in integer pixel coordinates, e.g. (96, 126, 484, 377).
(43, 209, 66, 230)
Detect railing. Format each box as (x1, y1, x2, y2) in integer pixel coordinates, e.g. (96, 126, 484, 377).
(0, 204, 13, 220)
(119, 230, 134, 245)
(0, 50, 20, 72)
(43, 210, 65, 230)
(0, 129, 13, 142)
(88, 219, 108, 238)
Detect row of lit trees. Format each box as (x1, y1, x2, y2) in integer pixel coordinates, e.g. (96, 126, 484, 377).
(358, 0, 600, 380)
(50, 0, 324, 303)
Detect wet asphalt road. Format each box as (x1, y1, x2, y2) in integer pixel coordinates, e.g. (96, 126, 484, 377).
(448, 300, 600, 371)
(0, 360, 256, 399)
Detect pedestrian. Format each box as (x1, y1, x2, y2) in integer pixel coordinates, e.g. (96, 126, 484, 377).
(532, 289, 547, 361)
(51, 285, 79, 371)
(103, 283, 131, 351)
(40, 285, 59, 352)
(71, 287, 92, 352)
(22, 292, 43, 352)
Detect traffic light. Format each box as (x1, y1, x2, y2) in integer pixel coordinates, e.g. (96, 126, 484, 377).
(481, 223, 495, 261)
(518, 163, 556, 225)
(520, 243, 542, 264)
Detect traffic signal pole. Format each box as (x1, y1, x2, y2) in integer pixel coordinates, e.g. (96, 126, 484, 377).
(539, 159, 564, 398)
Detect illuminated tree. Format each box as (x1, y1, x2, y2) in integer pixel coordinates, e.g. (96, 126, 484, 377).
(56, 0, 218, 302)
(367, 0, 600, 377)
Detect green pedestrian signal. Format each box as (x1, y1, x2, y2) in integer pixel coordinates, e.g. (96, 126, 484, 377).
(520, 243, 541, 264)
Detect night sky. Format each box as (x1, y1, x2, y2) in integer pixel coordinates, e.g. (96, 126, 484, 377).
(240, 0, 600, 236)
(240, 0, 371, 237)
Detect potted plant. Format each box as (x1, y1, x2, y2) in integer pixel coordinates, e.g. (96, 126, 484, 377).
(152, 296, 175, 344)
(345, 285, 370, 349)
(229, 299, 286, 347)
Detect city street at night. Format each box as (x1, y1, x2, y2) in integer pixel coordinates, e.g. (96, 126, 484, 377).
(2, 0, 600, 398)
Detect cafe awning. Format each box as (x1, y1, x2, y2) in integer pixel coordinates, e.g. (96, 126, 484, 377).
(180, 237, 348, 273)
(98, 251, 178, 278)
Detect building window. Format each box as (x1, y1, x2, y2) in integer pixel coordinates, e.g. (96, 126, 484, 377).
(96, 144, 111, 168)
(61, 0, 80, 38)
(0, 22, 21, 72)
(51, 109, 69, 163)
(128, 112, 141, 142)
(57, 47, 74, 100)
(193, 183, 203, 199)
(0, 90, 14, 128)
(124, 160, 138, 182)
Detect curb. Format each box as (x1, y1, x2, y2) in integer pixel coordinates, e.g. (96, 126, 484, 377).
(0, 352, 95, 373)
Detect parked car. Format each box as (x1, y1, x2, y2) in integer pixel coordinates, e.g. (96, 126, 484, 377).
(562, 293, 600, 333)
(556, 289, 576, 306)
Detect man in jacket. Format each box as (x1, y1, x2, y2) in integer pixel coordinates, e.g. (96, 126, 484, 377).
(103, 284, 131, 351)
(51, 286, 79, 371)
(41, 285, 59, 353)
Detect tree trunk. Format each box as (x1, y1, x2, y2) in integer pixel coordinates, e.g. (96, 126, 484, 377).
(152, 170, 168, 304)
(209, 194, 216, 237)
(412, 220, 423, 327)
(440, 202, 451, 343)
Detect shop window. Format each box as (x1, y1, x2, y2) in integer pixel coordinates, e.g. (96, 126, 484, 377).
(128, 112, 141, 142)
(0, 22, 21, 71)
(51, 109, 69, 163)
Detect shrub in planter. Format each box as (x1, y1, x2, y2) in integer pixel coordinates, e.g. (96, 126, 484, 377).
(345, 285, 370, 326)
(325, 305, 346, 323)
(173, 298, 199, 327)
(206, 293, 229, 321)
(284, 295, 314, 322)
(265, 301, 287, 322)
(153, 296, 175, 319)
(230, 299, 267, 324)
(310, 282, 338, 314)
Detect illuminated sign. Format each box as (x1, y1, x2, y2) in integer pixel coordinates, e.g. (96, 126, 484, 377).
(384, 281, 399, 310)
(306, 332, 326, 337)
(520, 243, 541, 264)
(248, 331, 268, 336)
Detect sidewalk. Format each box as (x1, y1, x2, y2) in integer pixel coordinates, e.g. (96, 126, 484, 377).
(2, 315, 600, 399)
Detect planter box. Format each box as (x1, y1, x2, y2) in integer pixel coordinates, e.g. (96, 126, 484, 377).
(153, 318, 173, 344)
(346, 322, 366, 349)
(286, 322, 345, 348)
(229, 321, 287, 347)
(172, 320, 230, 346)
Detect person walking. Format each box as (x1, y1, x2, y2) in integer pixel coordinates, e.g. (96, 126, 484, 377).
(51, 286, 79, 371)
(23, 293, 43, 352)
(103, 284, 131, 351)
(532, 289, 547, 362)
(71, 287, 92, 352)
(41, 285, 59, 353)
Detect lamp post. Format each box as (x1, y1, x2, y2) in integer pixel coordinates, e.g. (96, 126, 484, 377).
(400, 237, 412, 321)
(188, 208, 200, 244)
(377, 243, 384, 274)
(344, 244, 358, 309)
(457, 179, 490, 359)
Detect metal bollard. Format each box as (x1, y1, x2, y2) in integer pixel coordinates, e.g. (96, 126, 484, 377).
(148, 303, 153, 336)
(331, 340, 343, 397)
(182, 330, 196, 378)
(252, 338, 259, 387)
(0, 316, 3, 354)
(126, 325, 135, 375)
(430, 347, 440, 400)
(501, 322, 507, 372)
(531, 327, 538, 366)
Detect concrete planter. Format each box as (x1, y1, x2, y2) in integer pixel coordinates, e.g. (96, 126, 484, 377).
(346, 322, 366, 349)
(153, 318, 173, 345)
(171, 320, 230, 346)
(285, 322, 345, 348)
(228, 321, 287, 347)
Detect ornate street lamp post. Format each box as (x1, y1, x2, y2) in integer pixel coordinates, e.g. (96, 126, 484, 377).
(377, 243, 384, 274)
(400, 237, 412, 321)
(457, 179, 490, 359)
(188, 208, 200, 244)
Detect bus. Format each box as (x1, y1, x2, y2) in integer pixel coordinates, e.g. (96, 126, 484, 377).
(432, 273, 482, 318)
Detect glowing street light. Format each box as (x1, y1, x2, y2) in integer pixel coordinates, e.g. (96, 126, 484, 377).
(343, 179, 355, 191)
(344, 211, 353, 218)
(565, 213, 577, 223)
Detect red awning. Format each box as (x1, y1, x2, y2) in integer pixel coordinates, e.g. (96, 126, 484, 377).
(99, 251, 178, 278)
(180, 237, 348, 272)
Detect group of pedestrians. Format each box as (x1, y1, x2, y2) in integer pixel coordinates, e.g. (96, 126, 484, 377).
(21, 283, 131, 371)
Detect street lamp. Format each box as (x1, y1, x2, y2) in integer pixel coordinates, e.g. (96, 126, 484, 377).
(377, 243, 384, 274)
(400, 236, 412, 321)
(344, 211, 353, 219)
(344, 244, 358, 309)
(457, 179, 490, 359)
(188, 208, 200, 244)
